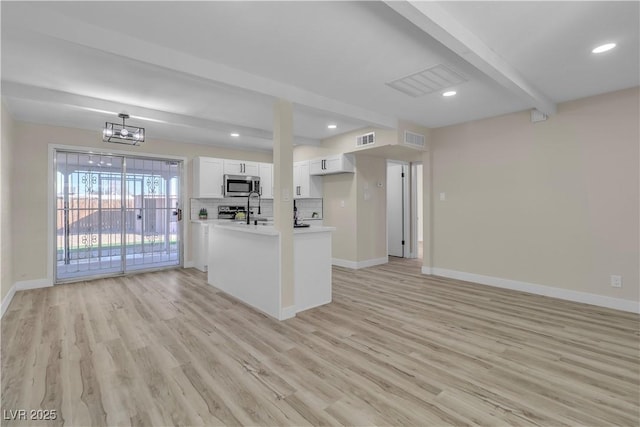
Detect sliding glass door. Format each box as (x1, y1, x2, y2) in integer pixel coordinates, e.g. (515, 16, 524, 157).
(55, 150, 182, 282)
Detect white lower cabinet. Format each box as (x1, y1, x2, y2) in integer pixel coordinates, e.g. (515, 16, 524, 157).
(192, 222, 209, 272)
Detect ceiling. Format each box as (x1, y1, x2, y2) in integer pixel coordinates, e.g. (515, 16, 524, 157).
(2, 1, 638, 151)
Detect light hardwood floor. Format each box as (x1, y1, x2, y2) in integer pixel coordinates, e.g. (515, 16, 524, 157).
(2, 257, 639, 426)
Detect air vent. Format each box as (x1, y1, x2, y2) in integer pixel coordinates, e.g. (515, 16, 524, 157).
(531, 109, 548, 123)
(386, 64, 466, 98)
(356, 132, 375, 147)
(404, 131, 425, 148)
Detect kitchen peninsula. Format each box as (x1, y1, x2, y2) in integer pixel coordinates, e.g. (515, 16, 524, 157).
(207, 222, 335, 320)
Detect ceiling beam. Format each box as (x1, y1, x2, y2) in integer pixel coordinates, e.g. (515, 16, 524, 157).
(384, 1, 557, 115)
(5, 4, 398, 130)
(1, 82, 321, 146)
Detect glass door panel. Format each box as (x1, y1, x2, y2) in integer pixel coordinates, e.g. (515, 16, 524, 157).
(125, 157, 181, 271)
(56, 152, 124, 280)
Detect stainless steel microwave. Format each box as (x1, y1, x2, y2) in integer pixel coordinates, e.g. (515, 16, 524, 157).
(223, 174, 260, 197)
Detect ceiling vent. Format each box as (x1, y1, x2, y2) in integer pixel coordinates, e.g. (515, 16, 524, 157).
(531, 109, 548, 123)
(404, 130, 425, 148)
(386, 64, 466, 98)
(356, 132, 375, 147)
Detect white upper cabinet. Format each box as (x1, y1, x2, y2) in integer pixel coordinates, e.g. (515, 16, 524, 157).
(309, 153, 355, 175)
(258, 162, 273, 199)
(223, 159, 259, 176)
(193, 157, 224, 198)
(294, 161, 323, 199)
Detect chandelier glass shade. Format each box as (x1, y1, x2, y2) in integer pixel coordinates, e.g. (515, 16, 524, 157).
(103, 113, 145, 145)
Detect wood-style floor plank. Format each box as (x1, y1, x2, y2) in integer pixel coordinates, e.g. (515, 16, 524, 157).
(2, 258, 638, 426)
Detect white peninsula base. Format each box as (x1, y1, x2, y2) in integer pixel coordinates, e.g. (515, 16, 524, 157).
(208, 223, 334, 320)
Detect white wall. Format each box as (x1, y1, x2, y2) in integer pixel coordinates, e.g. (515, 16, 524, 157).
(1, 105, 14, 302)
(430, 87, 639, 304)
(295, 128, 406, 264)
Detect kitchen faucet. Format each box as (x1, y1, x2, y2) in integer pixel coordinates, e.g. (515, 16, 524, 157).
(246, 190, 261, 225)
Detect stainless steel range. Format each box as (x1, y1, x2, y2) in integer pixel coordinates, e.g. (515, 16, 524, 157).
(217, 205, 246, 220)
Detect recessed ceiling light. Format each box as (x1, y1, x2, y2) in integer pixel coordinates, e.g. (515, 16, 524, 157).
(327, 124, 337, 129)
(230, 133, 239, 137)
(442, 91, 457, 97)
(592, 43, 616, 54)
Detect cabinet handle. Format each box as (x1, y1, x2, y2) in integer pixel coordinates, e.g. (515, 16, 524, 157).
(221, 184, 224, 194)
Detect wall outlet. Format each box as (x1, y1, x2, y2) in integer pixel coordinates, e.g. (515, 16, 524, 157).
(610, 275, 622, 288)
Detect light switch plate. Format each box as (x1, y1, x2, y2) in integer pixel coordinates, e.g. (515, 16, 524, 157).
(439, 192, 446, 201)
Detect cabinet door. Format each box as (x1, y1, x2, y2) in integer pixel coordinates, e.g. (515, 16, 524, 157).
(324, 154, 355, 174)
(324, 155, 342, 173)
(293, 163, 300, 197)
(192, 222, 209, 272)
(294, 161, 322, 198)
(309, 159, 324, 176)
(194, 157, 224, 198)
(298, 161, 310, 198)
(243, 162, 260, 177)
(223, 159, 243, 175)
(258, 163, 273, 199)
(224, 160, 259, 176)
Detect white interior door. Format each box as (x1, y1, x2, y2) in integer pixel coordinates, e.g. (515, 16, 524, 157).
(387, 162, 407, 257)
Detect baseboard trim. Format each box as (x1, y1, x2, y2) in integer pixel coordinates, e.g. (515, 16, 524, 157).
(1, 283, 17, 318)
(431, 268, 640, 314)
(184, 261, 195, 268)
(421, 266, 432, 275)
(332, 257, 388, 270)
(280, 305, 297, 320)
(332, 258, 357, 269)
(15, 278, 53, 291)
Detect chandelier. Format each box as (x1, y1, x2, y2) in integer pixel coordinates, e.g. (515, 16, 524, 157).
(103, 113, 145, 145)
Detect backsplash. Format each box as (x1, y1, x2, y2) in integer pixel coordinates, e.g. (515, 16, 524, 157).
(190, 197, 322, 220)
(295, 198, 323, 219)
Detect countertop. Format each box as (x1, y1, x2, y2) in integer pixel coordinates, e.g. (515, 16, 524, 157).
(211, 222, 335, 236)
(191, 217, 323, 224)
